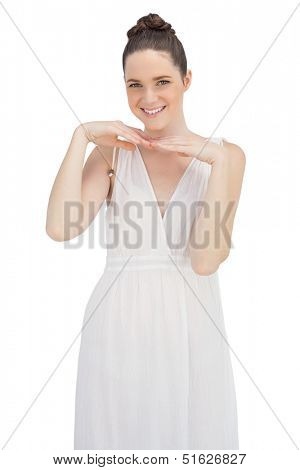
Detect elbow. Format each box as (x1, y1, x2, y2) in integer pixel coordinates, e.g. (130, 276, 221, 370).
(191, 251, 230, 276)
(45, 224, 65, 242)
(192, 260, 220, 276)
(45, 224, 81, 242)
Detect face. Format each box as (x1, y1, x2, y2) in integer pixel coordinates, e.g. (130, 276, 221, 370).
(124, 49, 192, 134)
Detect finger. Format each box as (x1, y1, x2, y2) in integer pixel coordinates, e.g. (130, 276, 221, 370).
(151, 139, 190, 147)
(124, 128, 151, 147)
(113, 128, 142, 145)
(151, 137, 185, 144)
(115, 139, 136, 151)
(151, 142, 189, 153)
(136, 132, 153, 145)
(150, 141, 177, 148)
(157, 135, 191, 142)
(150, 135, 179, 140)
(127, 126, 152, 141)
(130, 129, 153, 147)
(150, 136, 170, 141)
(116, 123, 149, 145)
(113, 123, 143, 143)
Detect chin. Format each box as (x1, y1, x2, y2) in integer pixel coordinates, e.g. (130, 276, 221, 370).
(144, 120, 168, 131)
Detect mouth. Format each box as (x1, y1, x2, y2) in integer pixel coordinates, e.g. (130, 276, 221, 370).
(140, 106, 167, 118)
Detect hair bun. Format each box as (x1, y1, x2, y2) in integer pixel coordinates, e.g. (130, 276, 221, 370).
(127, 13, 176, 39)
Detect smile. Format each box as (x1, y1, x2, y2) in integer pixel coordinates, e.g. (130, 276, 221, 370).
(140, 106, 167, 117)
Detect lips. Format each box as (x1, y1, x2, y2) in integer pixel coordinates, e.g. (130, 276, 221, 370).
(140, 106, 167, 117)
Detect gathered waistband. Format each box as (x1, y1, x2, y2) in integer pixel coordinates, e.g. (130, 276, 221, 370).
(104, 254, 193, 271)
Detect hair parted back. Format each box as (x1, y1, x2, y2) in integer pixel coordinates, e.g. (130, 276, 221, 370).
(122, 13, 187, 81)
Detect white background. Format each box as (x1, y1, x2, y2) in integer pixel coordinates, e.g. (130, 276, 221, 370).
(0, 0, 299, 468)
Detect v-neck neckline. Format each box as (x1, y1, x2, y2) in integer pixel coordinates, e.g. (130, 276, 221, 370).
(135, 145, 196, 223)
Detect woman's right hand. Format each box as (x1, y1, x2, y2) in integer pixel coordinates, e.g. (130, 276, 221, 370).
(77, 120, 152, 150)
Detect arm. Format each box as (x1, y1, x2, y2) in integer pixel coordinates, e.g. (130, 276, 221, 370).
(46, 120, 151, 242)
(45, 126, 112, 241)
(189, 139, 246, 275)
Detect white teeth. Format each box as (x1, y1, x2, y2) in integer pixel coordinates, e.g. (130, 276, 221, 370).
(142, 106, 165, 115)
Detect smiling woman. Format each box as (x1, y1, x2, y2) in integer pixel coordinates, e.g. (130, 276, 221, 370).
(67, 12, 245, 450)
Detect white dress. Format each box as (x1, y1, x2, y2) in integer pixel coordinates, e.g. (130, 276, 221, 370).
(74, 137, 239, 450)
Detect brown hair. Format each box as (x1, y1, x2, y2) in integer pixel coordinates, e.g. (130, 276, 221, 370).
(122, 13, 187, 82)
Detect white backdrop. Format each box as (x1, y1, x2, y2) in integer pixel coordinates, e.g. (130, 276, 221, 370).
(0, 0, 299, 468)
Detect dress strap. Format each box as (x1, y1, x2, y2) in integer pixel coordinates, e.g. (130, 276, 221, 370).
(112, 146, 116, 169)
(219, 137, 228, 147)
(107, 146, 117, 177)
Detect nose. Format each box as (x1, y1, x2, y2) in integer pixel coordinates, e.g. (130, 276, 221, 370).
(142, 87, 159, 104)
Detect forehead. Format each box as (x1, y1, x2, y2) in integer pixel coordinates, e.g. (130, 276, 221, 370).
(125, 49, 177, 79)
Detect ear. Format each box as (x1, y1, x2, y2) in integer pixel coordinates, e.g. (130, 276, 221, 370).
(183, 69, 192, 91)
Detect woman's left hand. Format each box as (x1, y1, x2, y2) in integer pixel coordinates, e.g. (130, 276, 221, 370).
(149, 134, 223, 166)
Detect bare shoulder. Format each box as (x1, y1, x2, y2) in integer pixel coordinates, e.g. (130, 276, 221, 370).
(222, 138, 246, 167)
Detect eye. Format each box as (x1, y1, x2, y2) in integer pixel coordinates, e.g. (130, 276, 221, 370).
(128, 80, 170, 88)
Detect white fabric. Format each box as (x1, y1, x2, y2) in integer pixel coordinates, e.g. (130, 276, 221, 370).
(74, 137, 239, 450)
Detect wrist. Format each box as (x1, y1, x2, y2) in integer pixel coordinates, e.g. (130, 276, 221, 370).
(195, 138, 225, 166)
(74, 124, 90, 145)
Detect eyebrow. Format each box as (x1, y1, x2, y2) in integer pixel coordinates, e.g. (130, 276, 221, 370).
(126, 75, 172, 83)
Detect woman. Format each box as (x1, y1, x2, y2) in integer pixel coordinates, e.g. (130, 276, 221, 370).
(46, 13, 246, 450)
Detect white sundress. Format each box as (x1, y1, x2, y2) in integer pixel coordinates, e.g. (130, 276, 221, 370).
(74, 137, 239, 450)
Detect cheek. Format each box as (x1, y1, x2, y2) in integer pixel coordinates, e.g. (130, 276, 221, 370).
(128, 100, 140, 117)
(127, 92, 139, 108)
(164, 89, 180, 105)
